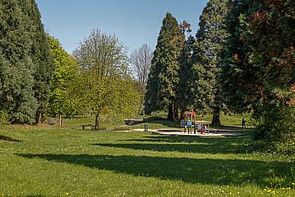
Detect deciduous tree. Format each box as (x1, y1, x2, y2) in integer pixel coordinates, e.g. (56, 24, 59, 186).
(130, 44, 153, 114)
(130, 44, 153, 91)
(74, 29, 140, 129)
(47, 35, 80, 125)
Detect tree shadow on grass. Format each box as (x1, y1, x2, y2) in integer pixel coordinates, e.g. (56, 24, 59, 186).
(0, 134, 21, 142)
(101, 136, 252, 154)
(94, 142, 248, 154)
(18, 153, 295, 188)
(121, 135, 251, 144)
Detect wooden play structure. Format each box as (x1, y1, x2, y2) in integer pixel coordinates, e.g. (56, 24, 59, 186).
(180, 111, 209, 134)
(180, 111, 196, 133)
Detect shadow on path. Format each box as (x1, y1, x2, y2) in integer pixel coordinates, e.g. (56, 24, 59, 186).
(18, 153, 294, 188)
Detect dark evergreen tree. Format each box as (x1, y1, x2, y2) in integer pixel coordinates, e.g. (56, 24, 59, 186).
(220, 0, 258, 113)
(221, 0, 295, 112)
(26, 0, 54, 124)
(144, 13, 185, 121)
(177, 35, 195, 119)
(191, 0, 230, 126)
(0, 0, 37, 123)
(220, 0, 295, 143)
(0, 0, 53, 124)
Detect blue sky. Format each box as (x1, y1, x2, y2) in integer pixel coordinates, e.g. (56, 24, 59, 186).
(36, 0, 208, 54)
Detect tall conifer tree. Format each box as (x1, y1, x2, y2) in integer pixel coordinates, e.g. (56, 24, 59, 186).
(0, 0, 53, 124)
(0, 0, 37, 123)
(191, 0, 229, 126)
(220, 0, 295, 142)
(177, 35, 195, 119)
(144, 13, 185, 120)
(27, 0, 54, 124)
(221, 0, 295, 112)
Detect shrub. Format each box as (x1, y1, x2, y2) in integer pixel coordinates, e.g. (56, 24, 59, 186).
(253, 105, 295, 154)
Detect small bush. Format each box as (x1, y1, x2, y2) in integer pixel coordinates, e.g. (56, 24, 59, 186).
(0, 111, 9, 125)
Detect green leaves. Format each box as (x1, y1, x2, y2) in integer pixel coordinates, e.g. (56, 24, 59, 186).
(48, 35, 80, 118)
(74, 30, 140, 128)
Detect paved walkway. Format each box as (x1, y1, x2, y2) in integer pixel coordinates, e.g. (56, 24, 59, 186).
(154, 130, 242, 137)
(118, 128, 243, 137)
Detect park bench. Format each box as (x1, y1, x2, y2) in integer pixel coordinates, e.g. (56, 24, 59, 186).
(81, 124, 95, 130)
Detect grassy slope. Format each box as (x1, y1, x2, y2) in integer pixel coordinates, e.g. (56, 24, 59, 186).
(0, 126, 294, 196)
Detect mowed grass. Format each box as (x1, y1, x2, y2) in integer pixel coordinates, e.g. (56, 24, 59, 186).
(0, 126, 295, 196)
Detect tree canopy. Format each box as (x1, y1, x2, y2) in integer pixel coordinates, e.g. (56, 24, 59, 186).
(220, 0, 295, 143)
(74, 29, 140, 129)
(220, 0, 295, 112)
(47, 35, 80, 119)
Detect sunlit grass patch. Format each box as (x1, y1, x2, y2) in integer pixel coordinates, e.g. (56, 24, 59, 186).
(0, 127, 294, 196)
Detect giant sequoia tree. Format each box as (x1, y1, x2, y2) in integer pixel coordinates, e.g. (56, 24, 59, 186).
(176, 35, 195, 119)
(191, 0, 229, 126)
(144, 13, 185, 120)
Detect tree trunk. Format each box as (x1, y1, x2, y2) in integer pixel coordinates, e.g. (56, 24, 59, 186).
(35, 111, 41, 125)
(94, 113, 100, 130)
(167, 104, 174, 121)
(174, 106, 179, 120)
(41, 112, 45, 124)
(211, 107, 221, 126)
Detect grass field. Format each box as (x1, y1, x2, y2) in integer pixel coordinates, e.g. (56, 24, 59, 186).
(0, 122, 294, 196)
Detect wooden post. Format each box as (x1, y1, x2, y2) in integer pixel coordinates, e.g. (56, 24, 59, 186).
(59, 115, 62, 127)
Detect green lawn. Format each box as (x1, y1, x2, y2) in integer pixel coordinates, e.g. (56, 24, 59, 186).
(0, 126, 294, 196)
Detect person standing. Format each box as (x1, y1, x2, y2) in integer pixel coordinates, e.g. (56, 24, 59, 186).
(242, 115, 246, 130)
